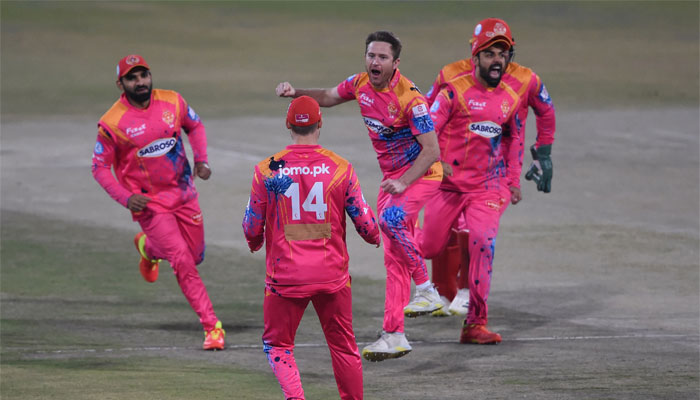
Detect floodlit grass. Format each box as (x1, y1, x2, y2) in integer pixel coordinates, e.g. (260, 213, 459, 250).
(0, 210, 360, 399)
(1, 1, 698, 119)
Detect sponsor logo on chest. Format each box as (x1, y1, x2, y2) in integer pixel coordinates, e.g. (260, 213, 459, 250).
(469, 121, 502, 138)
(138, 138, 177, 157)
(359, 93, 374, 107)
(363, 117, 394, 136)
(468, 99, 487, 111)
(126, 123, 147, 137)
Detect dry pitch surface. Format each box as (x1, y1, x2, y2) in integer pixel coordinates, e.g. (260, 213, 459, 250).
(2, 106, 698, 399)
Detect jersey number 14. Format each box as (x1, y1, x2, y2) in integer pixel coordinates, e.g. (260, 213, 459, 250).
(284, 181, 327, 220)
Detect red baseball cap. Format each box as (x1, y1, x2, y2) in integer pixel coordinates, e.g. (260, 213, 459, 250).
(116, 54, 150, 79)
(286, 96, 322, 127)
(470, 18, 514, 56)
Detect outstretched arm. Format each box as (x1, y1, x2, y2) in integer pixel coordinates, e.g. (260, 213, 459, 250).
(275, 82, 349, 107)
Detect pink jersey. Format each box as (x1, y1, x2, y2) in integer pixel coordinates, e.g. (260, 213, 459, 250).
(243, 144, 381, 298)
(426, 59, 556, 148)
(336, 69, 438, 179)
(92, 89, 208, 216)
(430, 70, 522, 192)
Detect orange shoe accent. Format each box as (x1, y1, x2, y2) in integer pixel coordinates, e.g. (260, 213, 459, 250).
(203, 321, 225, 351)
(134, 232, 159, 283)
(459, 323, 502, 344)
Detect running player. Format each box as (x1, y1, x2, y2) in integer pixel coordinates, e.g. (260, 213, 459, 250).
(425, 18, 556, 315)
(91, 55, 225, 350)
(275, 31, 446, 361)
(243, 96, 381, 400)
(421, 23, 523, 344)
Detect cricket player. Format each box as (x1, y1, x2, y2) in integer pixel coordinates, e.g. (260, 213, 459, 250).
(275, 31, 446, 361)
(425, 18, 557, 316)
(91, 55, 225, 350)
(243, 96, 381, 400)
(421, 21, 523, 344)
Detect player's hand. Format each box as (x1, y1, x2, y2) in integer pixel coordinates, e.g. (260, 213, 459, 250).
(440, 161, 453, 177)
(509, 186, 522, 205)
(536, 144, 553, 193)
(194, 162, 211, 180)
(380, 178, 407, 195)
(127, 194, 150, 212)
(276, 82, 296, 98)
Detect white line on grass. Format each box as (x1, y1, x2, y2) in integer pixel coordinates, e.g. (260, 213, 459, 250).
(14, 333, 699, 355)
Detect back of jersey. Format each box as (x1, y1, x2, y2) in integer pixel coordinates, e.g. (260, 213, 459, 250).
(243, 144, 379, 297)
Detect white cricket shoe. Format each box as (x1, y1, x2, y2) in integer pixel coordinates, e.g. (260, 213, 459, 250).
(362, 331, 412, 362)
(403, 285, 446, 317)
(431, 295, 453, 317)
(448, 288, 470, 316)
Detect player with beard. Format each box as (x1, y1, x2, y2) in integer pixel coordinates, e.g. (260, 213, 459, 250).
(423, 18, 556, 317)
(91, 55, 225, 350)
(276, 31, 446, 361)
(420, 26, 523, 344)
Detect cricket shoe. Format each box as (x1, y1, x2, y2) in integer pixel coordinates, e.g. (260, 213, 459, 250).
(362, 331, 412, 362)
(431, 296, 453, 317)
(203, 320, 225, 350)
(448, 288, 470, 316)
(134, 232, 160, 283)
(459, 323, 502, 344)
(404, 285, 446, 317)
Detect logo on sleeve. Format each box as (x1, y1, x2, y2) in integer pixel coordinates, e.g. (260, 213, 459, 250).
(469, 121, 502, 138)
(538, 84, 553, 105)
(412, 103, 428, 117)
(187, 106, 200, 122)
(138, 138, 177, 157)
(94, 142, 104, 155)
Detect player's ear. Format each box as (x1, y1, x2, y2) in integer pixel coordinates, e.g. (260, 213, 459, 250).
(116, 79, 123, 91)
(286, 121, 292, 130)
(318, 120, 323, 129)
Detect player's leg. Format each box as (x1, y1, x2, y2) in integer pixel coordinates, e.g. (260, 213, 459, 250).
(138, 208, 218, 337)
(263, 289, 310, 400)
(312, 284, 362, 400)
(361, 189, 414, 361)
(459, 188, 510, 344)
(421, 189, 465, 302)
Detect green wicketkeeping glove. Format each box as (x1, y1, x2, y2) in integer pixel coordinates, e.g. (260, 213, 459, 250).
(536, 144, 553, 193)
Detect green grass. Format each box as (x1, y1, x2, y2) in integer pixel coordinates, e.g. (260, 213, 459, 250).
(1, 1, 698, 120)
(0, 210, 371, 399)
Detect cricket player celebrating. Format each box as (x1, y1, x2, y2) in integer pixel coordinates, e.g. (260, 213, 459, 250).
(91, 55, 225, 350)
(243, 96, 381, 400)
(424, 18, 557, 316)
(276, 31, 446, 361)
(421, 23, 523, 344)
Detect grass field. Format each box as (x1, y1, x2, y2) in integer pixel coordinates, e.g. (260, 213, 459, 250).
(2, 1, 699, 400)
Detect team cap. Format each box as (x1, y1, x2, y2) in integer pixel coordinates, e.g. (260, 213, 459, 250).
(470, 18, 514, 56)
(116, 54, 150, 79)
(286, 96, 322, 127)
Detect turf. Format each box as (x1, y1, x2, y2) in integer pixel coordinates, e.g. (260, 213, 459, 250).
(1, 1, 698, 119)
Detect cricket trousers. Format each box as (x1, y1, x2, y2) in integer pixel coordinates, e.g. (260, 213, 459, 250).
(421, 188, 510, 326)
(262, 284, 362, 400)
(137, 199, 219, 332)
(377, 176, 441, 334)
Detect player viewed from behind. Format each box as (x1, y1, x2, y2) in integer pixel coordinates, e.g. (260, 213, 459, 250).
(275, 31, 446, 362)
(91, 55, 225, 350)
(420, 20, 524, 344)
(242, 96, 381, 400)
(424, 18, 557, 317)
